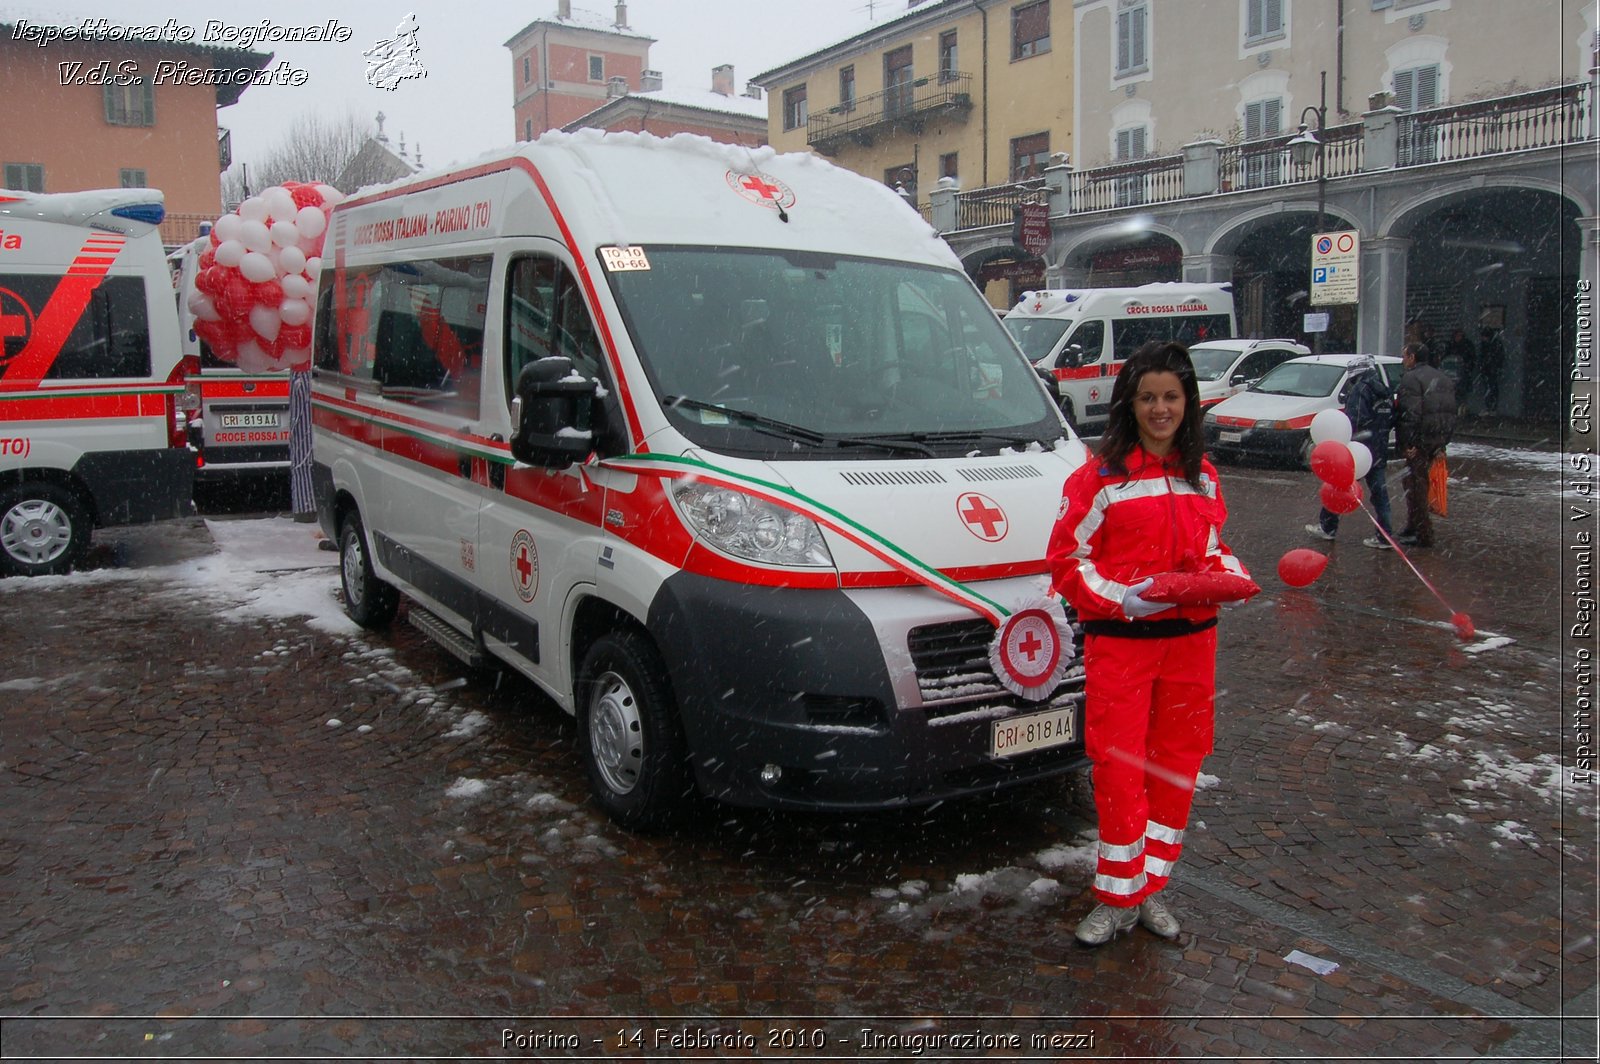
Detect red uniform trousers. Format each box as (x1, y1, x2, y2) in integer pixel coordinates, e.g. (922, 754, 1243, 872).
(1084, 626, 1217, 907)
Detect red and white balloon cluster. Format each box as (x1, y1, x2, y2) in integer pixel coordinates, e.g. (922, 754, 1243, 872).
(1277, 410, 1370, 589)
(186, 182, 344, 373)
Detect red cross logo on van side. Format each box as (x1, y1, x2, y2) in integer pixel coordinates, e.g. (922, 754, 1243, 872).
(725, 169, 796, 210)
(0, 287, 34, 364)
(957, 492, 1008, 542)
(509, 529, 539, 603)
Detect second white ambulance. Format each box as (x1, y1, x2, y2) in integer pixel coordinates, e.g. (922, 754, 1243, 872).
(1003, 282, 1236, 432)
(313, 131, 1089, 827)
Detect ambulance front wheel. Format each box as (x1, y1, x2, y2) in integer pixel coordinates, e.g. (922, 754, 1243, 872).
(578, 630, 693, 830)
(339, 509, 399, 628)
(0, 483, 91, 577)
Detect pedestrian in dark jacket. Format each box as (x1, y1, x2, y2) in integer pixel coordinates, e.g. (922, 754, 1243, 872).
(1305, 356, 1395, 549)
(1395, 342, 1456, 548)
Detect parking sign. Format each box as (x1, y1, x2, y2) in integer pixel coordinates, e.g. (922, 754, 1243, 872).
(1310, 229, 1360, 305)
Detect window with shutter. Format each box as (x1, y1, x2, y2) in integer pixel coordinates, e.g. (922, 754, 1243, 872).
(1394, 63, 1440, 164)
(1246, 0, 1284, 43)
(1012, 1, 1051, 60)
(1116, 3, 1148, 75)
(4, 163, 44, 192)
(1115, 126, 1147, 161)
(783, 85, 809, 130)
(1113, 127, 1147, 205)
(1242, 98, 1284, 187)
(103, 78, 154, 127)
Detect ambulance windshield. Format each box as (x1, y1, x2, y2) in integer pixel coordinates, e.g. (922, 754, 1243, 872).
(1003, 316, 1072, 363)
(604, 247, 1063, 456)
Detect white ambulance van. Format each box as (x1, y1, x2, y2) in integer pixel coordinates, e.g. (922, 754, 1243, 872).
(1003, 282, 1235, 432)
(0, 189, 194, 577)
(170, 237, 292, 482)
(313, 131, 1091, 828)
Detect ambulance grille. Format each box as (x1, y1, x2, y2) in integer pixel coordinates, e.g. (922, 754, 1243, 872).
(954, 464, 1044, 483)
(907, 616, 1086, 710)
(839, 468, 947, 487)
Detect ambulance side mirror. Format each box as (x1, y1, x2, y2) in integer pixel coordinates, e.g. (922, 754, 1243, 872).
(509, 356, 597, 469)
(1057, 344, 1083, 369)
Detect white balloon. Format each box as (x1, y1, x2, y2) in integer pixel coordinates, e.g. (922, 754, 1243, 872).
(1309, 408, 1353, 445)
(315, 184, 344, 205)
(280, 346, 312, 372)
(262, 186, 296, 222)
(213, 239, 246, 267)
(237, 196, 268, 223)
(249, 304, 282, 342)
(212, 213, 243, 242)
(235, 338, 270, 373)
(278, 299, 312, 326)
(238, 219, 272, 254)
(294, 205, 327, 239)
(270, 220, 300, 248)
(1347, 440, 1373, 480)
(304, 256, 322, 278)
(277, 245, 307, 276)
(280, 274, 312, 300)
(239, 250, 276, 283)
(187, 291, 221, 321)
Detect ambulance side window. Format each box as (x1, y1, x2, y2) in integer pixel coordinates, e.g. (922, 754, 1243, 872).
(1061, 320, 1103, 367)
(368, 256, 489, 418)
(0, 275, 151, 379)
(504, 255, 605, 392)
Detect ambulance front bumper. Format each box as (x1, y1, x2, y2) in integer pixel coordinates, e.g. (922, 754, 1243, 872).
(646, 571, 1087, 812)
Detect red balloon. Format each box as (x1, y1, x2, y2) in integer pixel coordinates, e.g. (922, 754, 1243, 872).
(1319, 481, 1363, 515)
(1451, 612, 1476, 641)
(253, 279, 285, 308)
(218, 273, 256, 320)
(1277, 548, 1329, 588)
(290, 184, 325, 208)
(279, 323, 312, 350)
(1310, 440, 1356, 488)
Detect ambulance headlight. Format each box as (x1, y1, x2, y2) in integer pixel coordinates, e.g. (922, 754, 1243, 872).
(672, 482, 834, 568)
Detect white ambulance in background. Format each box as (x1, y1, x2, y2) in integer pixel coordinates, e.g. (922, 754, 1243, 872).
(170, 237, 292, 482)
(0, 188, 194, 577)
(1003, 282, 1235, 431)
(313, 130, 1089, 828)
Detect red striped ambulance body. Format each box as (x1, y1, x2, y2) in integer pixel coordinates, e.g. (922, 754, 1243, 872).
(312, 132, 1092, 827)
(0, 189, 194, 576)
(1003, 283, 1236, 433)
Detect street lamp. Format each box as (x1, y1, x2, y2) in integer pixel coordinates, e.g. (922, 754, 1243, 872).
(1288, 70, 1328, 350)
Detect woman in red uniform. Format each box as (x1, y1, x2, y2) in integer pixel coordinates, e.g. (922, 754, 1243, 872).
(1048, 341, 1250, 946)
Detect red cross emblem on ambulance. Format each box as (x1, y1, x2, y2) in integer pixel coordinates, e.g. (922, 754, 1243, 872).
(957, 492, 1008, 542)
(510, 529, 539, 603)
(725, 169, 796, 211)
(0, 287, 34, 365)
(1088, 385, 1101, 402)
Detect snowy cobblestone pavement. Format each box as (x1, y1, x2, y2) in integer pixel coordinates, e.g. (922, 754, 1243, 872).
(0, 449, 1594, 1060)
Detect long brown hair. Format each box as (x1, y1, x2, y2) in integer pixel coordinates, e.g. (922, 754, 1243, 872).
(1096, 340, 1206, 488)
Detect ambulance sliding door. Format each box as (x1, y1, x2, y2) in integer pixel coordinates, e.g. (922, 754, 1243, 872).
(474, 245, 606, 684)
(361, 253, 493, 626)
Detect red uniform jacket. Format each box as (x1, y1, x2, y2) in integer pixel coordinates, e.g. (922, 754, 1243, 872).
(1048, 445, 1249, 624)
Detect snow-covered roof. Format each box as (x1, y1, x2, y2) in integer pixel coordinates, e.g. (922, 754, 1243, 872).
(503, 4, 655, 45)
(574, 86, 769, 126)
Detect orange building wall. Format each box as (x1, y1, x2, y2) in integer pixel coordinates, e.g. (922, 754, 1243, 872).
(0, 38, 227, 219)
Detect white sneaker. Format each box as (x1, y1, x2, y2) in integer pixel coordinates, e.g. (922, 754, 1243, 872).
(1074, 902, 1139, 946)
(1303, 523, 1336, 542)
(1362, 536, 1394, 550)
(1139, 895, 1181, 939)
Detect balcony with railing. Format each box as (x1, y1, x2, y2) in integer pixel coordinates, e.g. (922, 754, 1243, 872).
(808, 72, 973, 155)
(929, 80, 1592, 237)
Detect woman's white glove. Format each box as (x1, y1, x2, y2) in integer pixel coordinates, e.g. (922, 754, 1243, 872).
(1121, 577, 1165, 619)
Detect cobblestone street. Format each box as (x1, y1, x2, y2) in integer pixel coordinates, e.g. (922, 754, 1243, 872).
(0, 444, 1594, 1060)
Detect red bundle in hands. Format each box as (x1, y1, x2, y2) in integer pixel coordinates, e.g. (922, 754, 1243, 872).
(1141, 570, 1262, 605)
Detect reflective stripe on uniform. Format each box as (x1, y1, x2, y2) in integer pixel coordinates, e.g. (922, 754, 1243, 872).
(1094, 871, 1147, 897)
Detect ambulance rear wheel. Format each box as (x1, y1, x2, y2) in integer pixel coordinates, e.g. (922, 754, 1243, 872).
(339, 510, 398, 629)
(578, 630, 693, 831)
(0, 483, 90, 577)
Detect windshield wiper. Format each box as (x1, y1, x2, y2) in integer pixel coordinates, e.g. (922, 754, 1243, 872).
(872, 429, 1053, 450)
(664, 396, 937, 456)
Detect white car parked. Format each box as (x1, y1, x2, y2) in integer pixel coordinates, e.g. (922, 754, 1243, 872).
(1189, 339, 1309, 409)
(1203, 353, 1402, 467)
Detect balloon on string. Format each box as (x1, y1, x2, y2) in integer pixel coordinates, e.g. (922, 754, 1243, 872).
(1310, 440, 1356, 488)
(1451, 612, 1476, 641)
(1309, 409, 1352, 444)
(195, 180, 340, 372)
(1319, 481, 1363, 515)
(1277, 548, 1329, 588)
(1347, 440, 1373, 480)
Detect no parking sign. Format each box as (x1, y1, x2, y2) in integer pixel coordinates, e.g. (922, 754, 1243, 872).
(1311, 229, 1360, 305)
